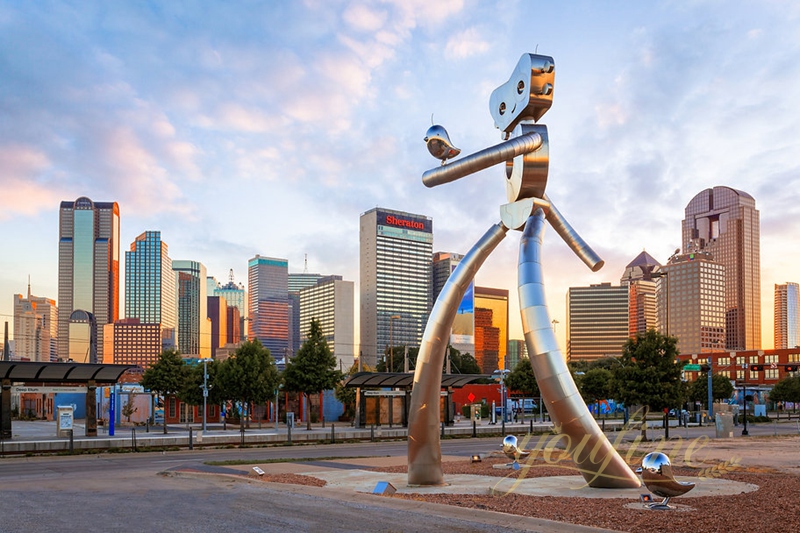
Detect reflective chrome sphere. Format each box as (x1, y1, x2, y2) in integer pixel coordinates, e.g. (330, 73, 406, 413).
(641, 452, 670, 474)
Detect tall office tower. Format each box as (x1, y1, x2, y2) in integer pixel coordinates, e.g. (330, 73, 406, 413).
(620, 251, 661, 337)
(359, 208, 433, 368)
(173, 260, 211, 358)
(103, 319, 162, 368)
(432, 252, 472, 355)
(682, 186, 761, 350)
(207, 296, 228, 358)
(57, 197, 120, 363)
(125, 231, 177, 344)
(213, 269, 248, 340)
(656, 251, 726, 354)
(226, 305, 241, 345)
(248, 256, 290, 359)
(299, 275, 355, 371)
(432, 252, 464, 303)
(774, 282, 799, 349)
(506, 339, 528, 371)
(474, 308, 500, 373)
(13, 285, 57, 362)
(567, 283, 629, 361)
(289, 272, 323, 355)
(475, 287, 509, 369)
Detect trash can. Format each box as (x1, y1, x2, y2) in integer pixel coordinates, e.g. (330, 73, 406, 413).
(286, 412, 294, 429)
(470, 404, 481, 423)
(715, 413, 734, 438)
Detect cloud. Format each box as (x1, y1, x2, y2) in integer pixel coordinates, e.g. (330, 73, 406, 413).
(0, 144, 67, 219)
(445, 27, 490, 59)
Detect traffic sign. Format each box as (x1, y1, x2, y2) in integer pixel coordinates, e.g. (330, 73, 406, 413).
(683, 364, 701, 371)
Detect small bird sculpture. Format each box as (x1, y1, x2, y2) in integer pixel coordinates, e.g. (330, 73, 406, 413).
(424, 124, 461, 164)
(501, 435, 531, 470)
(638, 452, 695, 509)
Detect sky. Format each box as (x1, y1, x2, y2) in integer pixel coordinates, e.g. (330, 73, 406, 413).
(1, 1, 799, 354)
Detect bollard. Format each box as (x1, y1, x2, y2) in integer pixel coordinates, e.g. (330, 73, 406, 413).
(501, 418, 505, 437)
(529, 419, 533, 434)
(287, 424, 292, 444)
(189, 427, 193, 450)
(472, 420, 477, 438)
(331, 423, 335, 444)
(131, 428, 137, 452)
(240, 425, 245, 446)
(146, 421, 150, 433)
(370, 425, 375, 442)
(602, 418, 605, 432)
(69, 429, 74, 454)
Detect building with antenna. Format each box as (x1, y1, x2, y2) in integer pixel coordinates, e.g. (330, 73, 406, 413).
(13, 281, 57, 362)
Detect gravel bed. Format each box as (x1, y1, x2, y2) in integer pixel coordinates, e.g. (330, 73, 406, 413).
(375, 456, 800, 532)
(247, 471, 327, 487)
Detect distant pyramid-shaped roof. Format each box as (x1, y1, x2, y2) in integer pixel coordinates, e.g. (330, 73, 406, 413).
(621, 250, 663, 283)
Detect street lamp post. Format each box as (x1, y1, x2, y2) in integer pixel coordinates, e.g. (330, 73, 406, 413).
(389, 315, 400, 372)
(742, 362, 749, 436)
(201, 359, 209, 432)
(493, 369, 510, 425)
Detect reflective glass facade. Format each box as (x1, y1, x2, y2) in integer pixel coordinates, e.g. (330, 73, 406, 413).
(682, 187, 760, 350)
(57, 197, 119, 363)
(125, 231, 177, 338)
(248, 256, 289, 359)
(173, 260, 210, 358)
(360, 208, 432, 367)
(656, 253, 726, 354)
(475, 287, 508, 371)
(774, 282, 799, 349)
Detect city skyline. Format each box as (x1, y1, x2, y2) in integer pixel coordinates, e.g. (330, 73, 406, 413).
(2, 2, 800, 353)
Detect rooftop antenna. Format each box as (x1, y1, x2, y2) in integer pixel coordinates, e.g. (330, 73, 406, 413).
(27, 274, 31, 299)
(229, 269, 235, 283)
(303, 254, 308, 274)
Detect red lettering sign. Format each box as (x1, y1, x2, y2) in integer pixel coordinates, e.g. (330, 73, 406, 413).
(386, 215, 425, 230)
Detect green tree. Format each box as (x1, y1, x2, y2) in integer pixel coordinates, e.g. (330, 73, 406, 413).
(609, 330, 683, 440)
(140, 348, 187, 434)
(504, 358, 541, 421)
(579, 367, 612, 416)
(283, 319, 342, 430)
(217, 339, 280, 431)
(447, 347, 482, 374)
(688, 372, 734, 409)
(121, 393, 138, 423)
(504, 357, 540, 398)
(768, 375, 800, 410)
(335, 362, 359, 420)
(180, 359, 225, 417)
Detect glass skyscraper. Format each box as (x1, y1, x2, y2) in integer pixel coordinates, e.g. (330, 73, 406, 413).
(13, 285, 57, 362)
(248, 255, 290, 359)
(125, 231, 177, 344)
(774, 282, 799, 349)
(173, 260, 210, 358)
(289, 272, 323, 355)
(211, 270, 248, 340)
(359, 208, 432, 368)
(682, 186, 761, 350)
(57, 197, 119, 363)
(656, 252, 726, 354)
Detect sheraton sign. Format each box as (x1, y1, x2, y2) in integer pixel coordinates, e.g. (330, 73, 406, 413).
(377, 210, 432, 233)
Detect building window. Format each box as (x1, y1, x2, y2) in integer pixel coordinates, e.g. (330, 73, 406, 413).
(168, 397, 176, 418)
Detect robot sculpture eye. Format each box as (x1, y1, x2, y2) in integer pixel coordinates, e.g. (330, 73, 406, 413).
(424, 124, 461, 163)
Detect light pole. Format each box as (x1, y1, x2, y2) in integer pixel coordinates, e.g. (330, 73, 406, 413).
(493, 369, 510, 423)
(274, 383, 283, 430)
(200, 359, 210, 432)
(389, 315, 400, 372)
(742, 362, 749, 436)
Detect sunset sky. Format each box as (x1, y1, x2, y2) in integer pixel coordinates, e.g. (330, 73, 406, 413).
(2, 1, 799, 353)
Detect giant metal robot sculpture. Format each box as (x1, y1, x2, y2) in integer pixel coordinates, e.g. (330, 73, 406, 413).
(407, 53, 641, 488)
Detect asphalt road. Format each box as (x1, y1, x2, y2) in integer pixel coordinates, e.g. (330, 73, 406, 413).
(0, 439, 540, 533)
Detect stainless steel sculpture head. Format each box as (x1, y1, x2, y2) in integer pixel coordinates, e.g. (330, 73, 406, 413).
(409, 53, 638, 488)
(501, 435, 531, 470)
(639, 452, 695, 509)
